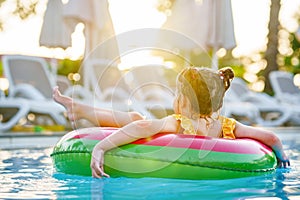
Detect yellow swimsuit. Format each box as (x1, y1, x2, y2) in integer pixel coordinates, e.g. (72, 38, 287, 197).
(172, 114, 236, 139)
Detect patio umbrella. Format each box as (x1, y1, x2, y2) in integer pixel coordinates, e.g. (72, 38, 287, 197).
(206, 0, 236, 69)
(158, 0, 236, 69)
(39, 0, 119, 61)
(39, 0, 72, 49)
(62, 0, 119, 61)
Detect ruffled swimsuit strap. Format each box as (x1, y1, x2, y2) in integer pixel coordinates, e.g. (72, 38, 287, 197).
(172, 114, 197, 135)
(219, 116, 236, 139)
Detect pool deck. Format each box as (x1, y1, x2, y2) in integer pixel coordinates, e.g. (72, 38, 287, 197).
(0, 130, 66, 149)
(0, 126, 299, 149)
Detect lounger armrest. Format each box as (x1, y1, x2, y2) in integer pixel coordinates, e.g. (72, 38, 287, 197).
(10, 84, 46, 100)
(0, 99, 30, 131)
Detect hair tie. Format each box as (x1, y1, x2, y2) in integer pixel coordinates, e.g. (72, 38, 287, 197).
(219, 70, 230, 90)
(219, 71, 224, 79)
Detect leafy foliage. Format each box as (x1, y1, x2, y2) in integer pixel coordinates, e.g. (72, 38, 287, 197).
(0, 0, 38, 31)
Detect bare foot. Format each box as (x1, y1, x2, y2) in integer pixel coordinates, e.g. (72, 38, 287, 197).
(53, 86, 80, 121)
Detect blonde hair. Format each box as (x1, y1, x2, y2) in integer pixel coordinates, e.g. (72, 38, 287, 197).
(176, 66, 234, 118)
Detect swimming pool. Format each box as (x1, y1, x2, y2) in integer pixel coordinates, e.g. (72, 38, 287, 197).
(0, 131, 299, 199)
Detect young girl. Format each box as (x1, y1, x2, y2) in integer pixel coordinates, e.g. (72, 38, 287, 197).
(53, 66, 290, 178)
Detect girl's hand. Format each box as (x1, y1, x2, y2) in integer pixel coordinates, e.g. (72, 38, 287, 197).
(277, 154, 290, 168)
(90, 148, 110, 178)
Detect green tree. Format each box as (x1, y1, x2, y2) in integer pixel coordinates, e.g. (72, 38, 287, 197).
(281, 9, 300, 74)
(0, 0, 37, 31)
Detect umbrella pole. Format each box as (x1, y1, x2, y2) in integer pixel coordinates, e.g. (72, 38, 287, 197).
(211, 47, 218, 70)
(48, 50, 58, 84)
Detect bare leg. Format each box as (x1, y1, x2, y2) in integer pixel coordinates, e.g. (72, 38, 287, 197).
(53, 87, 144, 127)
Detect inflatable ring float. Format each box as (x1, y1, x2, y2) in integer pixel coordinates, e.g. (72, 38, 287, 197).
(51, 127, 277, 180)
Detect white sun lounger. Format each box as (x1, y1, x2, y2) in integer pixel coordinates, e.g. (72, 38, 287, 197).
(224, 77, 292, 126)
(2, 55, 67, 126)
(269, 71, 300, 125)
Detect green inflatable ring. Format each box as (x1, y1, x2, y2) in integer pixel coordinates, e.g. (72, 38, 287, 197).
(51, 127, 277, 180)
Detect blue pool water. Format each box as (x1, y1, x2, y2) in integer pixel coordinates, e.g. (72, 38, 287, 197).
(0, 133, 299, 200)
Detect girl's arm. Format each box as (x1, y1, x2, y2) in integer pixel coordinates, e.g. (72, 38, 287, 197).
(234, 121, 290, 168)
(90, 116, 178, 178)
